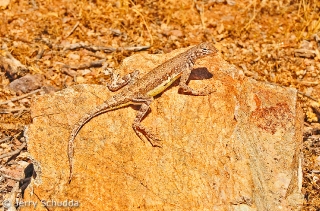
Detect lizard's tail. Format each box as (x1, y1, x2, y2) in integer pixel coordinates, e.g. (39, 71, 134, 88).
(68, 96, 131, 183)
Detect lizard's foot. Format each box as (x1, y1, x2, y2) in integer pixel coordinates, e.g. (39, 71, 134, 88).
(132, 123, 163, 148)
(202, 85, 217, 95)
(145, 133, 162, 148)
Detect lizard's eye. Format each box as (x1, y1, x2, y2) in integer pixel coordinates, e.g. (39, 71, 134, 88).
(202, 47, 209, 53)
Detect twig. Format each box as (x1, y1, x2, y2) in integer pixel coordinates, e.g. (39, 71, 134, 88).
(297, 91, 319, 102)
(62, 43, 116, 52)
(60, 43, 150, 53)
(0, 136, 11, 144)
(35, 47, 44, 60)
(63, 59, 106, 70)
(0, 108, 30, 114)
(0, 89, 42, 105)
(0, 142, 27, 159)
(312, 170, 320, 174)
(61, 67, 77, 77)
(87, 52, 106, 59)
(35, 37, 52, 48)
(2, 173, 20, 181)
(297, 80, 319, 86)
(119, 46, 151, 51)
(64, 21, 80, 39)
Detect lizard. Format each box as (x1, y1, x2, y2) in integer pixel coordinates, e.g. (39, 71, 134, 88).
(68, 42, 218, 183)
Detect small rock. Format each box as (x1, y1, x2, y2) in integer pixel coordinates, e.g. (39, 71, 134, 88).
(217, 23, 225, 34)
(295, 69, 306, 77)
(170, 30, 183, 37)
(42, 85, 59, 94)
(295, 40, 317, 58)
(0, 55, 29, 81)
(0, 0, 10, 9)
(80, 69, 91, 76)
(307, 65, 315, 73)
(76, 76, 86, 84)
(43, 60, 51, 66)
(67, 53, 80, 60)
(306, 110, 318, 122)
(226, 0, 235, 5)
(17, 160, 30, 168)
(305, 87, 313, 96)
(300, 40, 313, 50)
(294, 49, 316, 58)
(20, 98, 30, 105)
(8, 74, 44, 94)
(109, 28, 122, 36)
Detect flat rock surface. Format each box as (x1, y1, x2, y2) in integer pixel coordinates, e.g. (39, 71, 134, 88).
(24, 46, 303, 210)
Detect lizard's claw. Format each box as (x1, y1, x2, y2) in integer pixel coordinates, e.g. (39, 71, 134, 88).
(197, 85, 217, 96)
(205, 86, 217, 95)
(143, 131, 162, 148)
(149, 138, 162, 148)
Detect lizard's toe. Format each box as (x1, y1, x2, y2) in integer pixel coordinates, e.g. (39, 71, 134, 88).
(150, 139, 163, 148)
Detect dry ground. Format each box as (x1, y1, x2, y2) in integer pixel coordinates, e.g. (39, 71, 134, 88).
(0, 0, 320, 210)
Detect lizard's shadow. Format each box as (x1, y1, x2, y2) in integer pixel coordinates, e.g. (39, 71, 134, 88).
(188, 67, 213, 80)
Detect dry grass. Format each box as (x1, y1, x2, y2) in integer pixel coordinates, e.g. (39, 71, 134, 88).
(0, 0, 320, 209)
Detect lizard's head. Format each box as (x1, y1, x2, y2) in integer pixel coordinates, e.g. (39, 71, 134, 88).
(196, 42, 218, 57)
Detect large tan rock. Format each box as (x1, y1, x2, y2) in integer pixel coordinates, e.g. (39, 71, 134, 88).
(23, 46, 303, 210)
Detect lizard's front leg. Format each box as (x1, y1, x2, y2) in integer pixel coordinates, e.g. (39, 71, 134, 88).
(105, 68, 139, 91)
(131, 97, 162, 147)
(179, 66, 215, 96)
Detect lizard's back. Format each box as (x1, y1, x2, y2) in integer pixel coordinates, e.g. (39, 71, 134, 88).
(128, 46, 195, 97)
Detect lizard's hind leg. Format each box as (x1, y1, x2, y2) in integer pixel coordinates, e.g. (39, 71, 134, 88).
(132, 97, 162, 147)
(106, 68, 140, 91)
